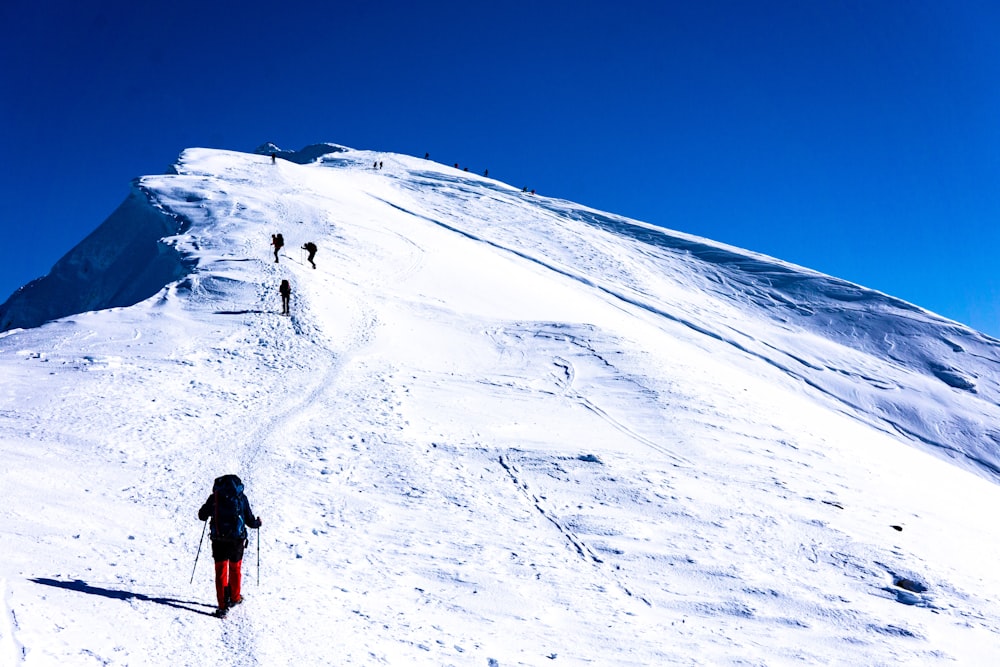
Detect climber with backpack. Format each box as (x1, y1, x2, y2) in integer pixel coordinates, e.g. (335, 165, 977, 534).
(302, 241, 318, 269)
(197, 474, 262, 617)
(271, 233, 284, 263)
(279, 279, 292, 315)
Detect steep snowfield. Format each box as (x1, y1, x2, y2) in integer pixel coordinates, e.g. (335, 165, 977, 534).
(1, 145, 1000, 665)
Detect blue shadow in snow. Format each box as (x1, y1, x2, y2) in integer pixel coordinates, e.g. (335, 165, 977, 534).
(213, 310, 268, 315)
(30, 578, 216, 617)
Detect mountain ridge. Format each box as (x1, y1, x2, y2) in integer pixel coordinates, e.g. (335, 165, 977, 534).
(4, 144, 1000, 482)
(2, 143, 1000, 664)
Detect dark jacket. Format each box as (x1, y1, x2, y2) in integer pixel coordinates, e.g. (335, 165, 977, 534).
(198, 491, 261, 540)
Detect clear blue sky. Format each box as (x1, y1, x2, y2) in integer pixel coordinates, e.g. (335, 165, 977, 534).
(3, 1, 999, 335)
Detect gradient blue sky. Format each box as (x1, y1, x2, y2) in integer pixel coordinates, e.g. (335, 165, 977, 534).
(3, 1, 1000, 335)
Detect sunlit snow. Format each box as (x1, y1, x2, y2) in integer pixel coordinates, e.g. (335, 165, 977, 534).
(1, 144, 999, 665)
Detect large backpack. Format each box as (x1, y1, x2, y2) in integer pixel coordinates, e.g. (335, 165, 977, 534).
(212, 474, 246, 541)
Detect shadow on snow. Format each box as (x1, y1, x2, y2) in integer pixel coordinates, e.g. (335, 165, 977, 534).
(30, 578, 216, 617)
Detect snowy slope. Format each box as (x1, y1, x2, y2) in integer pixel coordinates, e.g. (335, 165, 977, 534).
(1, 144, 1000, 666)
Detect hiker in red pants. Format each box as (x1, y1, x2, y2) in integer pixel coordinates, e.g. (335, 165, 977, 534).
(198, 474, 262, 617)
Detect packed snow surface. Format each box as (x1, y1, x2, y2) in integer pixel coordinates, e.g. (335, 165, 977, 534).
(2, 144, 1000, 665)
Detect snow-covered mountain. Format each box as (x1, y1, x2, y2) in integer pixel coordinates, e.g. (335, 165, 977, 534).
(1, 144, 999, 665)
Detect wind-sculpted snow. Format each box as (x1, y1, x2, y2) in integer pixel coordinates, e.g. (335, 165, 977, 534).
(383, 166, 1000, 483)
(557, 207, 1000, 480)
(2, 144, 1000, 665)
(0, 183, 195, 332)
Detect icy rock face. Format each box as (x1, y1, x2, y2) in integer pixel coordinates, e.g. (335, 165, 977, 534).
(0, 182, 194, 332)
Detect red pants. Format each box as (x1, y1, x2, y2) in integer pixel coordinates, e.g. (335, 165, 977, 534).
(214, 560, 243, 608)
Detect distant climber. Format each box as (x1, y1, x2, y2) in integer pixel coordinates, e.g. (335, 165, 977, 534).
(483, 169, 488, 177)
(379, 161, 383, 169)
(271, 233, 284, 263)
(302, 242, 318, 269)
(373, 160, 378, 170)
(279, 279, 291, 315)
(424, 152, 429, 159)
(270, 152, 276, 164)
(198, 475, 261, 617)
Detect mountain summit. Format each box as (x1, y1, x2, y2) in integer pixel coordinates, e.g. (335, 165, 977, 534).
(1, 144, 999, 664)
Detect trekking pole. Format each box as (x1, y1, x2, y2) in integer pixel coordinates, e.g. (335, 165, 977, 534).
(257, 526, 261, 585)
(190, 519, 208, 584)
